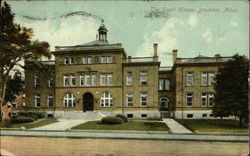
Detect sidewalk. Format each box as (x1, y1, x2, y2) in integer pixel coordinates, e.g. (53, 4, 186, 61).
(162, 118, 192, 134)
(0, 130, 248, 142)
(30, 119, 88, 131)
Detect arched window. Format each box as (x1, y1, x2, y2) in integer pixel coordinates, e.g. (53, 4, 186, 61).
(160, 97, 169, 111)
(64, 93, 76, 107)
(100, 92, 113, 107)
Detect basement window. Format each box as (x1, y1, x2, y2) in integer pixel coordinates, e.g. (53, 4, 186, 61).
(141, 114, 147, 118)
(202, 114, 207, 118)
(187, 114, 193, 118)
(127, 114, 133, 118)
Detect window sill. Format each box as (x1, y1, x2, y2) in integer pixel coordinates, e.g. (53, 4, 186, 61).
(139, 85, 148, 87)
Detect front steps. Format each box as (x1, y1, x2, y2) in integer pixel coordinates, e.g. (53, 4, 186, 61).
(61, 111, 118, 120)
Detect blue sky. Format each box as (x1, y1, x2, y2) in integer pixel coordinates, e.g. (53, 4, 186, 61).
(8, 1, 249, 66)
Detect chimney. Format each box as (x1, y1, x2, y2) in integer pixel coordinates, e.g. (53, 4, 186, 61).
(153, 43, 158, 57)
(172, 49, 178, 64)
(128, 56, 132, 63)
(153, 43, 158, 62)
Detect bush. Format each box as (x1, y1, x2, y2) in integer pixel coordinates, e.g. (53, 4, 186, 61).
(116, 114, 128, 122)
(1, 120, 12, 128)
(11, 116, 35, 124)
(101, 116, 123, 124)
(18, 111, 46, 119)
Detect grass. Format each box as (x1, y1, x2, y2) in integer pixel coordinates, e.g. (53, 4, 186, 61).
(176, 119, 248, 133)
(0, 119, 58, 129)
(72, 121, 169, 131)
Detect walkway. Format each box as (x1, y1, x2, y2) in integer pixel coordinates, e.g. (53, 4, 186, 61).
(30, 119, 88, 131)
(0, 130, 248, 142)
(162, 118, 192, 134)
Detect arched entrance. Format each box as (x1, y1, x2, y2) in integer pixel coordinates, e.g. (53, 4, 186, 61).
(160, 97, 169, 111)
(83, 92, 94, 112)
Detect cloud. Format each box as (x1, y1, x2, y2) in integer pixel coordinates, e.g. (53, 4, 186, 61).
(202, 29, 213, 43)
(187, 14, 198, 27)
(135, 18, 181, 66)
(14, 16, 100, 51)
(230, 20, 239, 27)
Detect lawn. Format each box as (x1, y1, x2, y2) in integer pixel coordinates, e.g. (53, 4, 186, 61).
(72, 121, 169, 131)
(176, 119, 248, 134)
(0, 119, 58, 129)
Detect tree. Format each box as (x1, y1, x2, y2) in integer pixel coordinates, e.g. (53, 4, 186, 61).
(0, 0, 51, 119)
(5, 71, 24, 103)
(212, 54, 249, 126)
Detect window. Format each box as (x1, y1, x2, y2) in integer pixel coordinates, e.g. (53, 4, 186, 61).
(127, 114, 133, 118)
(187, 114, 193, 118)
(202, 114, 207, 118)
(140, 93, 148, 106)
(34, 75, 40, 88)
(107, 74, 113, 86)
(126, 93, 133, 107)
(100, 74, 106, 86)
(101, 56, 113, 63)
(159, 79, 170, 91)
(64, 76, 69, 87)
(186, 93, 193, 107)
(47, 95, 54, 107)
(64, 93, 75, 107)
(186, 72, 194, 86)
(208, 93, 214, 107)
(200, 93, 214, 107)
(79, 75, 84, 86)
(100, 92, 113, 107)
(165, 79, 170, 90)
(159, 79, 164, 90)
(201, 72, 216, 86)
(91, 75, 96, 86)
(64, 57, 75, 64)
(140, 71, 148, 85)
(126, 72, 132, 86)
(48, 79, 54, 87)
(34, 94, 40, 107)
(141, 114, 147, 118)
(201, 93, 207, 107)
(70, 75, 76, 86)
(85, 75, 91, 86)
(83, 57, 93, 64)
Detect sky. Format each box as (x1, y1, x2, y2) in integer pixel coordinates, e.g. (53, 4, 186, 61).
(8, 0, 249, 66)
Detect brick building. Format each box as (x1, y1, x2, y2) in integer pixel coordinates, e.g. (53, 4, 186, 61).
(24, 23, 231, 119)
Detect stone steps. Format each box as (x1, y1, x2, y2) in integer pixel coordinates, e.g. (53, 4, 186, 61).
(62, 111, 118, 120)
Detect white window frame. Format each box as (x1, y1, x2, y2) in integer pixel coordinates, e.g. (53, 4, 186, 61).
(48, 79, 53, 87)
(107, 74, 113, 86)
(208, 93, 214, 107)
(63, 76, 69, 87)
(101, 56, 107, 63)
(64, 93, 75, 107)
(64, 57, 74, 64)
(79, 75, 84, 86)
(201, 72, 208, 86)
(140, 71, 148, 86)
(126, 72, 132, 86)
(140, 93, 148, 107)
(70, 75, 76, 86)
(34, 75, 40, 88)
(107, 56, 113, 63)
(186, 72, 194, 86)
(201, 93, 207, 107)
(208, 72, 215, 86)
(34, 94, 41, 108)
(47, 94, 54, 107)
(126, 93, 133, 107)
(100, 74, 106, 86)
(85, 75, 91, 86)
(159, 79, 164, 91)
(83, 57, 87, 64)
(165, 79, 170, 90)
(91, 75, 96, 86)
(100, 92, 113, 107)
(186, 93, 193, 107)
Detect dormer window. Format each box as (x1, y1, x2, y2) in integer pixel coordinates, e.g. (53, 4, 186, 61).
(83, 57, 93, 64)
(64, 57, 75, 65)
(101, 56, 113, 63)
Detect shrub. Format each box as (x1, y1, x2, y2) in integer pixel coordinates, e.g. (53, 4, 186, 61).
(1, 120, 12, 128)
(11, 116, 35, 124)
(116, 114, 128, 122)
(17, 111, 45, 119)
(101, 116, 123, 124)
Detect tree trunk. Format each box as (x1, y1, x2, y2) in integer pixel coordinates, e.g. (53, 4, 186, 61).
(0, 73, 10, 121)
(239, 116, 243, 127)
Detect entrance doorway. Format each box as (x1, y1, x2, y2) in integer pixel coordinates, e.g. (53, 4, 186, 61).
(160, 97, 169, 111)
(83, 92, 94, 112)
